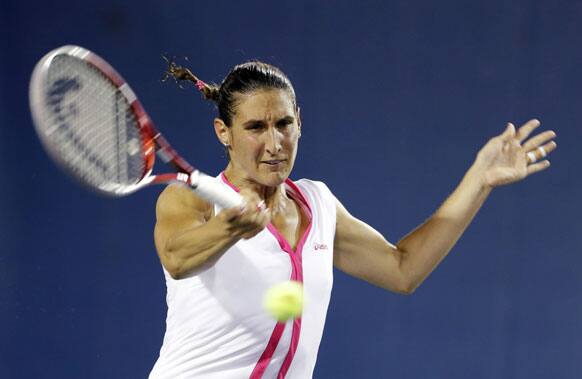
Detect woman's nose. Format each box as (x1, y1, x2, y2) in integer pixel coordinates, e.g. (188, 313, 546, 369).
(264, 127, 282, 154)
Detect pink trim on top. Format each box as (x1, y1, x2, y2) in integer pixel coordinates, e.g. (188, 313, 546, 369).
(219, 173, 312, 378)
(220, 172, 239, 193)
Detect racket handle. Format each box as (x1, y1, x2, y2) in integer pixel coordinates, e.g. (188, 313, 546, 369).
(190, 171, 243, 209)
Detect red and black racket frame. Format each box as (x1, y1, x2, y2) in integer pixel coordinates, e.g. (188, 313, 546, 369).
(84, 51, 195, 186)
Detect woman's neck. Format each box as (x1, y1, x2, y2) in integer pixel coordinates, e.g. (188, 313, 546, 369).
(223, 164, 290, 213)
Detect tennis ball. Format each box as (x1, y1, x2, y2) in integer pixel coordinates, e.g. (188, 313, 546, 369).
(263, 280, 304, 322)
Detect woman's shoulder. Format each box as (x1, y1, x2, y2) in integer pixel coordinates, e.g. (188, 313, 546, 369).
(156, 183, 213, 220)
(292, 178, 333, 194)
(291, 178, 336, 207)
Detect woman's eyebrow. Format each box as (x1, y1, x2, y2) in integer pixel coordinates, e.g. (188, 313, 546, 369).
(242, 119, 266, 127)
(242, 116, 295, 127)
(278, 116, 295, 123)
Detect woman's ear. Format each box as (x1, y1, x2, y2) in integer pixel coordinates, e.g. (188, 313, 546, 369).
(296, 106, 302, 137)
(213, 118, 230, 147)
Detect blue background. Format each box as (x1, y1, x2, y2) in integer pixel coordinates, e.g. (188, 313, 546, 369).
(1, 1, 581, 378)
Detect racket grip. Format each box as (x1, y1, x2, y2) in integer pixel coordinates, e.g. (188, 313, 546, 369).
(190, 171, 243, 209)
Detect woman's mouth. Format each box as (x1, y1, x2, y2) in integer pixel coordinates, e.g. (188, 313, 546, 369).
(262, 159, 286, 166)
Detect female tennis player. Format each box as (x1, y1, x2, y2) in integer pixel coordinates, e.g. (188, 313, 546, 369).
(148, 61, 557, 378)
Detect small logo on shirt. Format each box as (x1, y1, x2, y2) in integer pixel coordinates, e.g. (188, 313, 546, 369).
(314, 243, 328, 251)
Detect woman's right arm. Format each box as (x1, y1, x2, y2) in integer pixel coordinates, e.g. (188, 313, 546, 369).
(154, 184, 269, 279)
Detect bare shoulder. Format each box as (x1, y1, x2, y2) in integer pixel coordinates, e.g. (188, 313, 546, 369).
(156, 183, 213, 222)
(154, 184, 213, 255)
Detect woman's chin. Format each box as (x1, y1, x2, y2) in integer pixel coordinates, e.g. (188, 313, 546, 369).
(257, 169, 290, 187)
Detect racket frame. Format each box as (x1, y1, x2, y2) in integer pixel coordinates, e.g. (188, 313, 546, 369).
(30, 45, 196, 197)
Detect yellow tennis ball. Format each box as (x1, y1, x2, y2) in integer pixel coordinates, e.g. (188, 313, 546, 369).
(263, 280, 304, 322)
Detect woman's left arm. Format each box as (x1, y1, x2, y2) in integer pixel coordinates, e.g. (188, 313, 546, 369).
(333, 119, 557, 294)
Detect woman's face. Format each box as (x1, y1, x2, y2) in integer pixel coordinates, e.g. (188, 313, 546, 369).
(219, 89, 301, 187)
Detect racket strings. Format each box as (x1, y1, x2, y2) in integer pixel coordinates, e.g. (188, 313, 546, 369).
(40, 55, 146, 192)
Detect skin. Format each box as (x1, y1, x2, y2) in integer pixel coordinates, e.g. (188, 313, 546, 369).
(154, 89, 557, 294)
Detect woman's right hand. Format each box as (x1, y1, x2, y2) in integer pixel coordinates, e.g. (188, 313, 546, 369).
(216, 189, 270, 240)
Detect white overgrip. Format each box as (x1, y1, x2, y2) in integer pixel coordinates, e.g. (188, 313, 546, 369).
(189, 171, 243, 209)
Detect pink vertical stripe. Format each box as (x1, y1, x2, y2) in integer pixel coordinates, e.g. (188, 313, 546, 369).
(277, 252, 311, 374)
(219, 173, 313, 378)
(249, 322, 286, 379)
(276, 184, 312, 377)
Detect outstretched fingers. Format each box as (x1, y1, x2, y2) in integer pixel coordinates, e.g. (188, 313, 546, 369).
(522, 130, 557, 151)
(526, 140, 557, 162)
(516, 119, 541, 143)
(523, 126, 558, 165)
(500, 122, 516, 142)
(527, 160, 551, 176)
(510, 119, 557, 173)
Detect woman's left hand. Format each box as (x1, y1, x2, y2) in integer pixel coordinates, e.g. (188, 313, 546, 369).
(474, 119, 557, 188)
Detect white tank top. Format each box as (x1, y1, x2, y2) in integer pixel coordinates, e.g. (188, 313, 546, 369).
(149, 174, 336, 379)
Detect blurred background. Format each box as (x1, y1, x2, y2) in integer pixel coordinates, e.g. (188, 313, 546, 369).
(1, 0, 581, 378)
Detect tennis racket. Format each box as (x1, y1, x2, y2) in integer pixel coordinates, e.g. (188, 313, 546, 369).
(29, 45, 242, 208)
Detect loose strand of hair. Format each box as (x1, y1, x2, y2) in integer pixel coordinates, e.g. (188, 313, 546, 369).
(161, 55, 219, 102)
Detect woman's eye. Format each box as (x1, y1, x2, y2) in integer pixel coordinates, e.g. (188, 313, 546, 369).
(247, 123, 263, 130)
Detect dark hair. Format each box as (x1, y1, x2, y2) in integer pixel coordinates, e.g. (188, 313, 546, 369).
(202, 61, 296, 126)
(163, 59, 296, 126)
